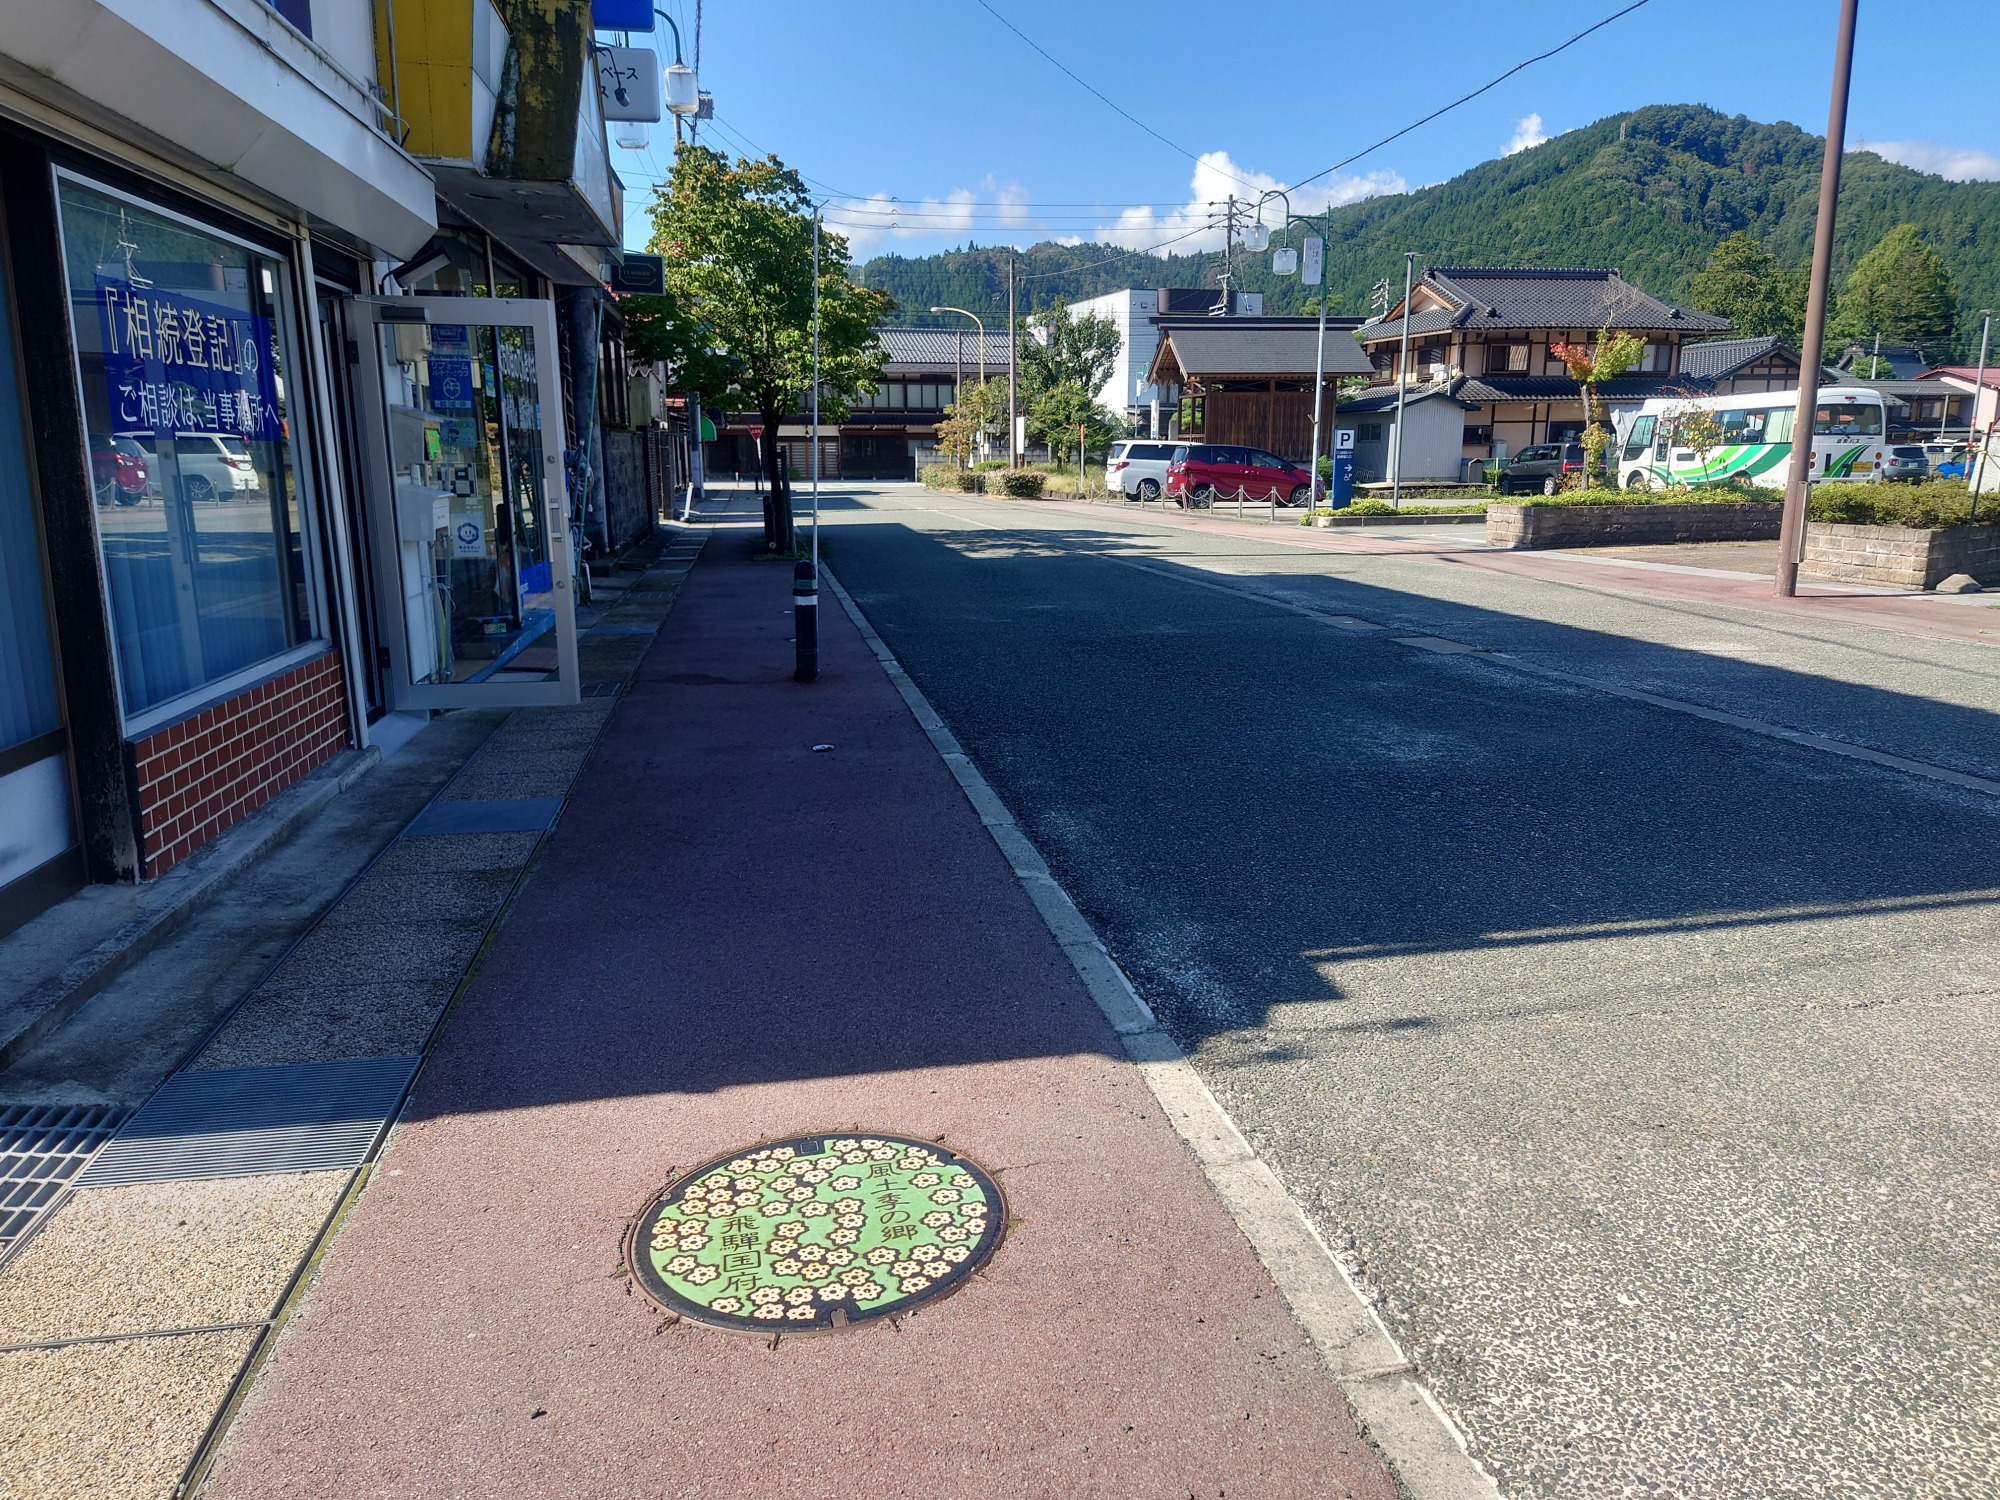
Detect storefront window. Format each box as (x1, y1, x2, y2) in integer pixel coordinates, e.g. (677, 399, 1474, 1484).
(57, 176, 312, 722)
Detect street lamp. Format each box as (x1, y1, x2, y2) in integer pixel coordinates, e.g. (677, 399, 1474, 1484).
(1250, 190, 1339, 510)
(931, 305, 987, 463)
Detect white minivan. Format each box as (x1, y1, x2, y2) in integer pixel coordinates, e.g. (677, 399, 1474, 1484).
(1105, 440, 1177, 501)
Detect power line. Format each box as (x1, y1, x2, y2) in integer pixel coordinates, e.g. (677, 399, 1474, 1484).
(966, 0, 1264, 193)
(1290, 0, 1653, 192)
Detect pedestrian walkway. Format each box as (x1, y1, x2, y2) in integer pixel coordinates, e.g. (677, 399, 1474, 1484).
(0, 529, 708, 1499)
(173, 512, 1404, 1500)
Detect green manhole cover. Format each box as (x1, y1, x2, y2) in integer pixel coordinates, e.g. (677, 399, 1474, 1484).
(627, 1133, 1005, 1333)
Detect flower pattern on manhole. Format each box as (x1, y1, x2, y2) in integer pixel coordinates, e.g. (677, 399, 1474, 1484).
(627, 1133, 1005, 1332)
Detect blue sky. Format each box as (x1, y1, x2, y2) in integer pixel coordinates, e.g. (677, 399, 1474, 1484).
(611, 0, 2000, 261)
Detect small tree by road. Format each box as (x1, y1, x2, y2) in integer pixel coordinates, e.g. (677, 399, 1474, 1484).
(1026, 382, 1122, 473)
(648, 145, 891, 552)
(936, 378, 1007, 466)
(1550, 328, 1645, 487)
(1018, 300, 1121, 400)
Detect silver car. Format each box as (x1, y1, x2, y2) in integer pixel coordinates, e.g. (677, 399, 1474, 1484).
(1106, 440, 1176, 501)
(1881, 446, 1929, 482)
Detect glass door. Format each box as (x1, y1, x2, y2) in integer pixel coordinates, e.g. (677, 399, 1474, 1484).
(355, 296, 577, 708)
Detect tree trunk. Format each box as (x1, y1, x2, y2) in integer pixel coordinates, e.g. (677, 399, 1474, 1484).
(759, 411, 794, 554)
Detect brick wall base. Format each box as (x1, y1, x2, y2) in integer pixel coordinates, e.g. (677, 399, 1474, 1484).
(1486, 501, 1783, 550)
(131, 651, 349, 878)
(1799, 521, 2000, 590)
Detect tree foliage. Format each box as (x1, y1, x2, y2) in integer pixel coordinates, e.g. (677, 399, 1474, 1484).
(616, 286, 736, 396)
(1827, 223, 1958, 352)
(1017, 300, 1122, 399)
(1689, 232, 1806, 344)
(935, 378, 1006, 465)
(648, 144, 892, 549)
(1550, 329, 1645, 485)
(1026, 382, 1123, 469)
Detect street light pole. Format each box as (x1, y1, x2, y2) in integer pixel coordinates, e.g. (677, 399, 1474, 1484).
(1008, 256, 1018, 467)
(1391, 251, 1416, 508)
(1776, 0, 1859, 598)
(931, 305, 987, 463)
(1971, 310, 1993, 517)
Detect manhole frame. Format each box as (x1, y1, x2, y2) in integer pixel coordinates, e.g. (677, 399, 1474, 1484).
(624, 1129, 1008, 1337)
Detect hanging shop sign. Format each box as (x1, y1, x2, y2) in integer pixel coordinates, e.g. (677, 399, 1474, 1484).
(95, 275, 283, 443)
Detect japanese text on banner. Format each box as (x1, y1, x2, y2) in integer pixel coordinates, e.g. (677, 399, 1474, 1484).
(95, 276, 284, 444)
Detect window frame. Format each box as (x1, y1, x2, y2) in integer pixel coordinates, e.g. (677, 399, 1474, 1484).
(50, 166, 332, 740)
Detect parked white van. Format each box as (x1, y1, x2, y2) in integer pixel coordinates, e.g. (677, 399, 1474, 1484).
(1105, 440, 1177, 501)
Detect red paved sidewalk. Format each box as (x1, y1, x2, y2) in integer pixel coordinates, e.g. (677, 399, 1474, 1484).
(200, 518, 1398, 1500)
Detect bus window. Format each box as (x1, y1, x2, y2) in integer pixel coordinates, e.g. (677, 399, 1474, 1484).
(1623, 415, 1655, 459)
(1815, 403, 1882, 437)
(1765, 407, 1794, 445)
(1717, 409, 1770, 444)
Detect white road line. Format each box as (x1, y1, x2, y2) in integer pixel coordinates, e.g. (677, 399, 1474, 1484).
(821, 564, 1502, 1500)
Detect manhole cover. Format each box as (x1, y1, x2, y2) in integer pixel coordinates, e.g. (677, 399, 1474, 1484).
(627, 1133, 1005, 1332)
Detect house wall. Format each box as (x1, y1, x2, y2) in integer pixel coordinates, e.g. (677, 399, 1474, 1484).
(1713, 356, 1799, 394)
(1368, 330, 1683, 384)
(1203, 386, 1329, 461)
(1340, 402, 1464, 483)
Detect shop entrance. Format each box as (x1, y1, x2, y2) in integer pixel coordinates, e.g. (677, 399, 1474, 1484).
(353, 297, 578, 710)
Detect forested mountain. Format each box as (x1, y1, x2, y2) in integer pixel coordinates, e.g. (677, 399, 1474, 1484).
(853, 105, 2000, 353)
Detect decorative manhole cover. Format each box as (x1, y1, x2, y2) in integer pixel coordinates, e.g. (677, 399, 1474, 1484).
(627, 1133, 1005, 1333)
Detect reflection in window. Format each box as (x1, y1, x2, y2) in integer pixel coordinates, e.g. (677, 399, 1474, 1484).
(58, 177, 311, 721)
(1716, 409, 1770, 444)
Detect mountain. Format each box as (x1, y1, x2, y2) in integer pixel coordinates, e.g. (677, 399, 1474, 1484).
(852, 105, 2000, 353)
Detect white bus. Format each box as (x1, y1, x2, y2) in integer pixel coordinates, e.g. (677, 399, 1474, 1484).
(1612, 387, 1888, 492)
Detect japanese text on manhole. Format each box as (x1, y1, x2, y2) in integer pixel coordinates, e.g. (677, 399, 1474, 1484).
(627, 1133, 1005, 1333)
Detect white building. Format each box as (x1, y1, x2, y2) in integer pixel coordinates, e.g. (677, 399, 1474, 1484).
(1071, 288, 1262, 437)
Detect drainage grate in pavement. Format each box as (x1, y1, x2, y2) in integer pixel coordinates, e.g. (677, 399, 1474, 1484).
(581, 681, 625, 698)
(74, 1056, 422, 1187)
(627, 1133, 1006, 1334)
(405, 796, 564, 836)
(0, 1105, 129, 1254)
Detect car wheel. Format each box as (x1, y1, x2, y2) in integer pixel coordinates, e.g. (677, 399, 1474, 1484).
(1138, 478, 1161, 502)
(1622, 470, 1651, 492)
(185, 475, 217, 504)
(1288, 484, 1311, 507)
(1541, 476, 1558, 496)
(1190, 483, 1214, 507)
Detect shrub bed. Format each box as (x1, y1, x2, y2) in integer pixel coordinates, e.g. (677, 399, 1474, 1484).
(1805, 481, 1983, 528)
(996, 470, 1046, 498)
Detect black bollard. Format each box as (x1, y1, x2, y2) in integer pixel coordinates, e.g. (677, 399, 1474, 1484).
(793, 559, 818, 682)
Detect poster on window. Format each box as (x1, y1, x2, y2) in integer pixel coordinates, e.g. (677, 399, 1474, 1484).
(94, 275, 284, 443)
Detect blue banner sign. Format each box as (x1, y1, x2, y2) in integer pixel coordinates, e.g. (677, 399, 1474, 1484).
(95, 275, 284, 444)
(1332, 427, 1355, 507)
(428, 358, 476, 412)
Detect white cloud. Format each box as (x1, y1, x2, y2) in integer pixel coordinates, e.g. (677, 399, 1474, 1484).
(825, 177, 1033, 258)
(1089, 150, 1407, 255)
(1505, 114, 1549, 157)
(1854, 138, 2000, 181)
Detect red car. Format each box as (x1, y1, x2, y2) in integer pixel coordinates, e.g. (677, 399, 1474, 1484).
(91, 439, 150, 506)
(1164, 444, 1314, 508)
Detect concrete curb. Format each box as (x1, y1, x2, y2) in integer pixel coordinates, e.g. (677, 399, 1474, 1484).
(821, 566, 1502, 1500)
(0, 746, 381, 1071)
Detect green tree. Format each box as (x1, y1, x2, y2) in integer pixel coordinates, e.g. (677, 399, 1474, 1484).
(1549, 329, 1646, 486)
(1689, 231, 1805, 343)
(1026, 382, 1124, 472)
(617, 285, 736, 397)
(936, 377, 1006, 466)
(1018, 299, 1122, 399)
(1828, 224, 1958, 354)
(648, 145, 892, 552)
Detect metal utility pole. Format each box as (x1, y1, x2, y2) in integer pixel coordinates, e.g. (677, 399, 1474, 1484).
(811, 205, 822, 567)
(1307, 212, 1330, 508)
(1008, 256, 1018, 467)
(1390, 251, 1416, 507)
(1776, 0, 1859, 598)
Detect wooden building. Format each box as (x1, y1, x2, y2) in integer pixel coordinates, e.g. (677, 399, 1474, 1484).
(1145, 317, 1373, 462)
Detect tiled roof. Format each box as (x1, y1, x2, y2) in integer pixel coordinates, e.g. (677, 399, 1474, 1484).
(1678, 336, 1794, 381)
(1337, 386, 1472, 414)
(875, 326, 1016, 369)
(1454, 373, 1694, 404)
(1358, 266, 1730, 343)
(1922, 365, 2000, 387)
(1155, 323, 1374, 379)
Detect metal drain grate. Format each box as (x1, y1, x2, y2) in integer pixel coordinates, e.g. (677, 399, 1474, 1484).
(405, 796, 564, 836)
(0, 1104, 128, 1253)
(74, 1056, 421, 1187)
(580, 681, 625, 698)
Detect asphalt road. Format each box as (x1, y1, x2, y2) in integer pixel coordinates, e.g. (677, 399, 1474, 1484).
(820, 484, 2000, 1500)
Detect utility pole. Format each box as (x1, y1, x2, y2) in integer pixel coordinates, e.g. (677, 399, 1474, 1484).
(1214, 197, 1239, 315)
(1307, 211, 1330, 508)
(1008, 254, 1018, 467)
(1390, 251, 1416, 508)
(1776, 0, 1859, 598)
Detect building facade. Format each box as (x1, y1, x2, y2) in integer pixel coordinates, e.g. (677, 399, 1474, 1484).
(1071, 287, 1263, 437)
(1145, 318, 1373, 461)
(0, 0, 646, 936)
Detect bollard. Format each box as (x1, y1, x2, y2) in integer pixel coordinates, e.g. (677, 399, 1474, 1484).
(793, 559, 819, 683)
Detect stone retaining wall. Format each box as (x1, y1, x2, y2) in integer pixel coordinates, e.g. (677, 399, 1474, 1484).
(1799, 521, 2000, 590)
(1486, 501, 1783, 550)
